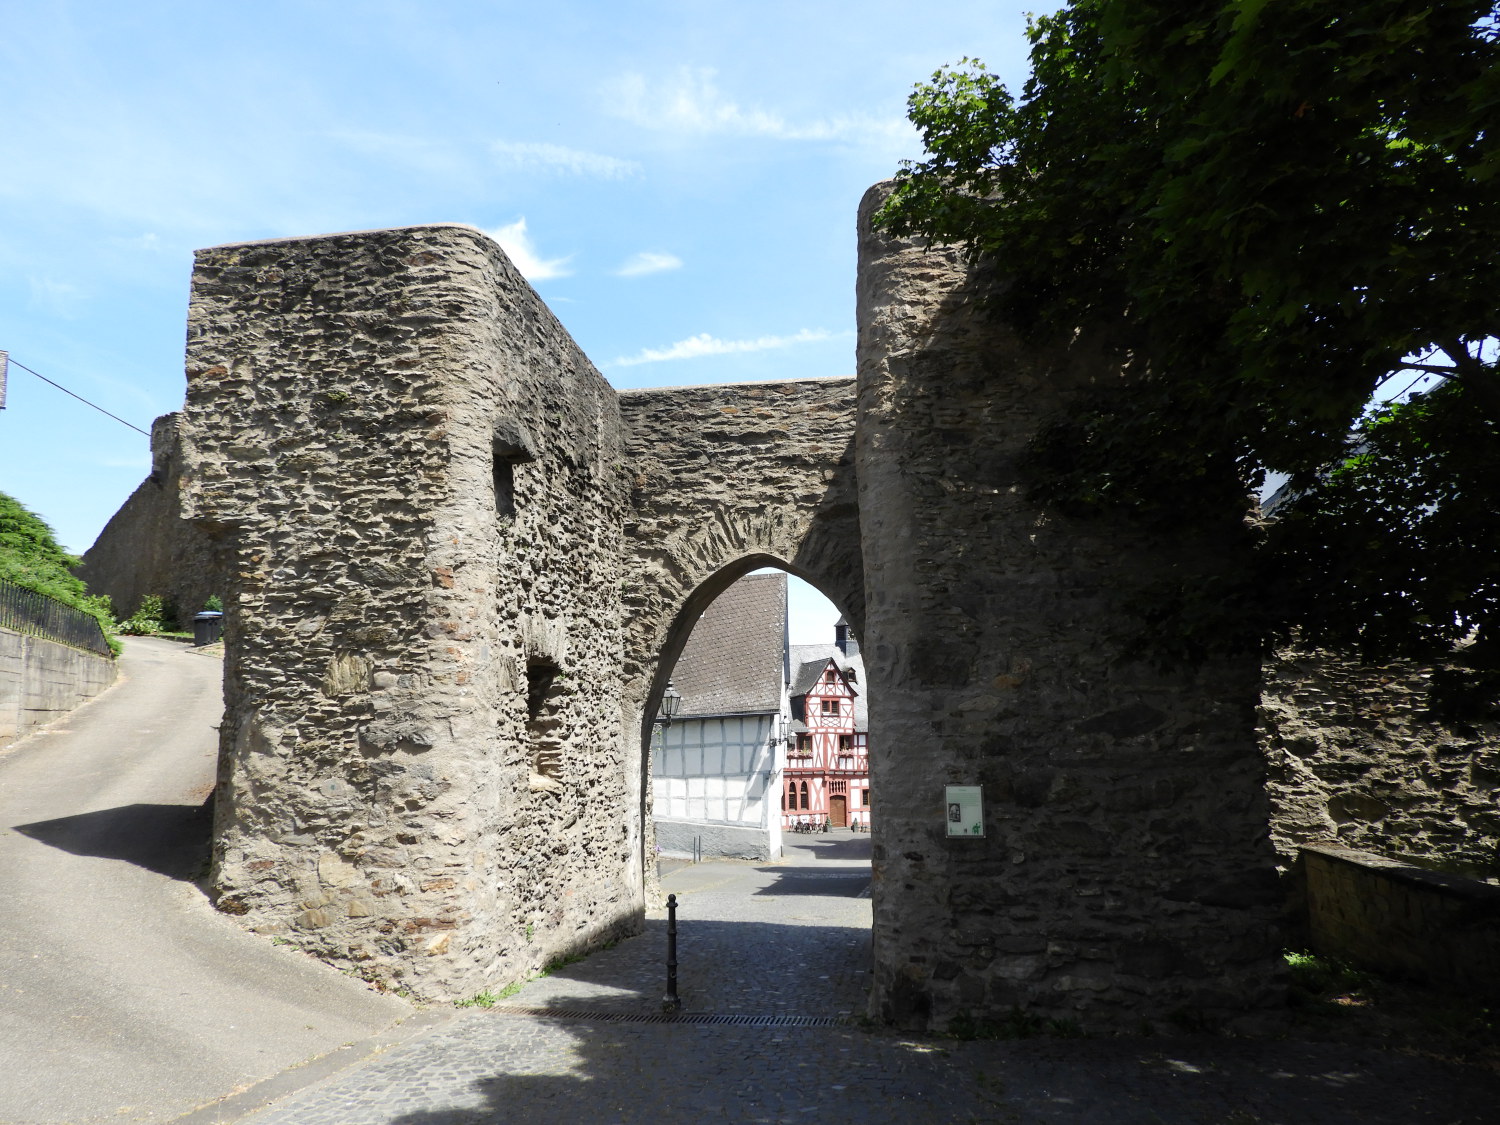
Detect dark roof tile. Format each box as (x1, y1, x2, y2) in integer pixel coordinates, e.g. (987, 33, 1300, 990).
(670, 573, 786, 717)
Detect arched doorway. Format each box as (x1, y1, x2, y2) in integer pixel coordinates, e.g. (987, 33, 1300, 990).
(636, 556, 868, 878)
(644, 563, 874, 1019)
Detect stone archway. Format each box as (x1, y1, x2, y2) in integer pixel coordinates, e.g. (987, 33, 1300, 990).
(615, 378, 863, 894)
(634, 554, 864, 876)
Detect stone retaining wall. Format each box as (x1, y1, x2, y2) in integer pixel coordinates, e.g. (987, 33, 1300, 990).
(0, 628, 116, 748)
(1302, 844, 1500, 998)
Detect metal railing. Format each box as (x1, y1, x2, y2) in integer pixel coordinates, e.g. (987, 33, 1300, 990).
(0, 578, 113, 657)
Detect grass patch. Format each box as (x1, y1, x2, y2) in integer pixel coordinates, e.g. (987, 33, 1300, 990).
(456, 980, 526, 1008)
(1285, 949, 1371, 1008)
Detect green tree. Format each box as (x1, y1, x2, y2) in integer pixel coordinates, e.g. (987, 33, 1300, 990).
(0, 491, 116, 645)
(877, 0, 1500, 667)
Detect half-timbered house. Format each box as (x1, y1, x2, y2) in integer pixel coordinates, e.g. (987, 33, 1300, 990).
(785, 619, 870, 830)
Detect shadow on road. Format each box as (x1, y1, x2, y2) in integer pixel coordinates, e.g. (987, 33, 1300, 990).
(512, 915, 870, 1017)
(315, 1016, 1500, 1125)
(750, 867, 871, 897)
(13, 796, 213, 881)
(779, 831, 872, 862)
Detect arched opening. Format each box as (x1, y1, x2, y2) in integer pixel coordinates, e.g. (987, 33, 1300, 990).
(641, 558, 873, 1018)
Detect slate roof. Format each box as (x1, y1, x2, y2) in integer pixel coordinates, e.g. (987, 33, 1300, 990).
(669, 572, 787, 717)
(788, 643, 868, 732)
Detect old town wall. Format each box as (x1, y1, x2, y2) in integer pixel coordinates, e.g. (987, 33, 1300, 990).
(178, 224, 633, 1000)
(1262, 649, 1500, 879)
(77, 413, 228, 623)
(151, 193, 1493, 1029)
(855, 185, 1284, 1030)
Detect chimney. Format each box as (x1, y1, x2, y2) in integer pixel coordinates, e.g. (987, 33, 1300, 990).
(835, 616, 858, 657)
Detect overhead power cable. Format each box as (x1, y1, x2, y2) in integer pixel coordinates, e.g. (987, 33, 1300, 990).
(0, 353, 152, 437)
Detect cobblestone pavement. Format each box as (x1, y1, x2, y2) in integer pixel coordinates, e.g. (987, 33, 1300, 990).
(213, 832, 1500, 1124)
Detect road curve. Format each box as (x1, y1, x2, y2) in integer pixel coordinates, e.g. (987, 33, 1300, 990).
(0, 637, 409, 1125)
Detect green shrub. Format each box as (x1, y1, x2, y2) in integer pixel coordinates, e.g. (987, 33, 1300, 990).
(118, 594, 166, 636)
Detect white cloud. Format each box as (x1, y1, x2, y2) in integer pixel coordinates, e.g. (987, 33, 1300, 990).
(615, 251, 683, 278)
(491, 141, 641, 180)
(609, 328, 847, 368)
(487, 218, 572, 281)
(607, 68, 908, 143)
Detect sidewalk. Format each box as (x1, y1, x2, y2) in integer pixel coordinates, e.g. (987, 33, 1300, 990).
(198, 832, 1500, 1124)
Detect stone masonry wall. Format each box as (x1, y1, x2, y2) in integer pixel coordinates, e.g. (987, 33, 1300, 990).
(0, 628, 116, 748)
(1303, 844, 1500, 998)
(1261, 649, 1500, 879)
(178, 223, 632, 1001)
(618, 379, 861, 892)
(855, 184, 1284, 1032)
(77, 413, 228, 623)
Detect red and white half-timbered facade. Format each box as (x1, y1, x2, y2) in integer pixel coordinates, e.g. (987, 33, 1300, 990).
(783, 656, 870, 829)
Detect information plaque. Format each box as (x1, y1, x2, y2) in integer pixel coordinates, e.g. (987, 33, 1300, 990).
(944, 785, 984, 838)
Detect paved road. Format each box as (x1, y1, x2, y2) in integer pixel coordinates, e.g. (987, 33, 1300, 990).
(217, 833, 1499, 1124)
(0, 637, 409, 1125)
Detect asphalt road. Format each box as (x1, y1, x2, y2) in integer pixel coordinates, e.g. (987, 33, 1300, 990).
(0, 636, 409, 1125)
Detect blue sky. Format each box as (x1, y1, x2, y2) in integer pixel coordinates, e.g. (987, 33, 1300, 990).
(0, 0, 1036, 638)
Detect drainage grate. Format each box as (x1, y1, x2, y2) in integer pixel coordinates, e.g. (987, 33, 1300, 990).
(485, 1005, 848, 1028)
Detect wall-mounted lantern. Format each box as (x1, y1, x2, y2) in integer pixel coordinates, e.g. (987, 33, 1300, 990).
(658, 679, 682, 727)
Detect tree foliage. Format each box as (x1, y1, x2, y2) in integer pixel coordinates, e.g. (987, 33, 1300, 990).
(0, 491, 116, 641)
(877, 0, 1500, 666)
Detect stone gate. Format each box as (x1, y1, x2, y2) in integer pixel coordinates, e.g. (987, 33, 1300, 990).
(175, 187, 1283, 1030)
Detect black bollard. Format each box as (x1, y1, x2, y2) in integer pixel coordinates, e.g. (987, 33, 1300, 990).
(663, 893, 681, 1013)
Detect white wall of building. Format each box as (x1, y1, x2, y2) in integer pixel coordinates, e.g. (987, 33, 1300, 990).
(653, 713, 784, 860)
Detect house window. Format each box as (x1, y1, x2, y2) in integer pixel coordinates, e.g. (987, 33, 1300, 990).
(821, 699, 838, 715)
(863, 788, 870, 807)
(795, 733, 812, 755)
(831, 779, 846, 794)
(838, 734, 853, 751)
(800, 781, 809, 810)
